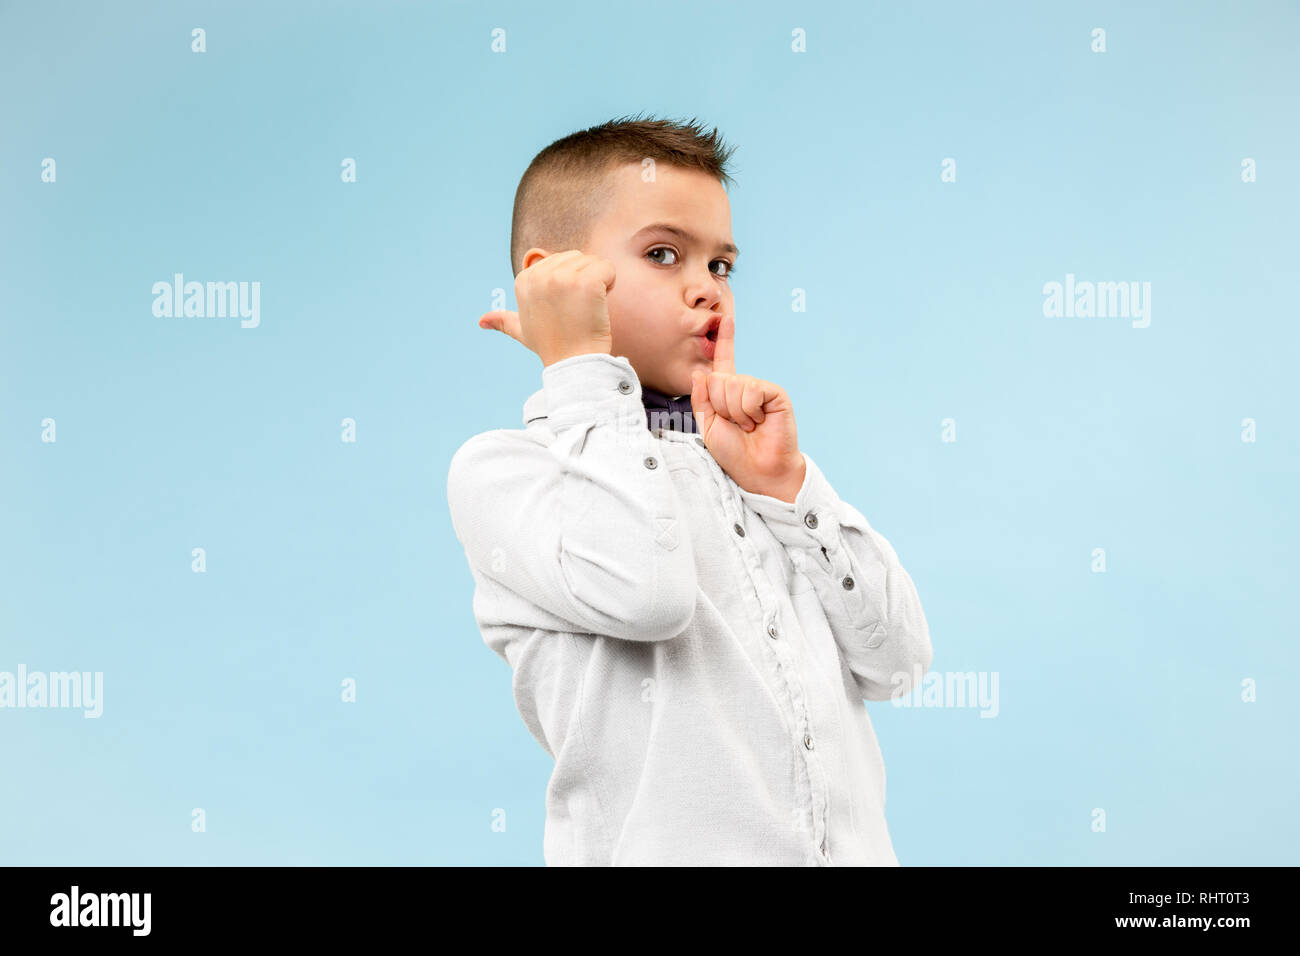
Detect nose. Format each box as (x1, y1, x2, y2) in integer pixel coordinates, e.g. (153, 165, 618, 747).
(688, 268, 723, 312)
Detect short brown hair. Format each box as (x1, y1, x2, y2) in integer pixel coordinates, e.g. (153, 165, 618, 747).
(509, 112, 738, 277)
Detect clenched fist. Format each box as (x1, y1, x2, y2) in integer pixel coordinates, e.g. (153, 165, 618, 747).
(478, 250, 615, 367)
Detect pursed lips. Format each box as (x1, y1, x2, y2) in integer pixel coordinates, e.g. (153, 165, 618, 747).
(694, 318, 719, 359)
(694, 314, 722, 341)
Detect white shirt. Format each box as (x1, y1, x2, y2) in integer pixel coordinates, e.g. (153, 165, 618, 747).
(446, 352, 933, 866)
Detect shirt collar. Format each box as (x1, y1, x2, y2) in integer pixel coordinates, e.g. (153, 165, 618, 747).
(523, 388, 547, 426)
(522, 383, 698, 434)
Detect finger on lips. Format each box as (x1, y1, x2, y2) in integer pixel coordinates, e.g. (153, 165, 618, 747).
(712, 313, 736, 375)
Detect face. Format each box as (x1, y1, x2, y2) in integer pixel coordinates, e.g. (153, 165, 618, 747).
(581, 161, 738, 396)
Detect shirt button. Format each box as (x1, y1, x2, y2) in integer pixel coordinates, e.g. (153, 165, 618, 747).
(803, 734, 814, 750)
(694, 437, 706, 447)
(803, 512, 818, 529)
(733, 523, 745, 537)
(643, 456, 658, 469)
(618, 380, 633, 394)
(767, 622, 778, 639)
(841, 575, 855, 590)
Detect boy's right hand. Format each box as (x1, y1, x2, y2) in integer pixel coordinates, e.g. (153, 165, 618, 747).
(478, 250, 615, 367)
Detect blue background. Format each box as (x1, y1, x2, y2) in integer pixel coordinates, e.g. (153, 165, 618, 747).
(1, 0, 1296, 865)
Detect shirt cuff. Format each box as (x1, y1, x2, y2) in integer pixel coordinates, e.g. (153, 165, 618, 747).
(736, 452, 842, 553)
(541, 352, 647, 431)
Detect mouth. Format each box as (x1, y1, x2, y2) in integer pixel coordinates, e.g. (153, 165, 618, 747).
(692, 314, 722, 360)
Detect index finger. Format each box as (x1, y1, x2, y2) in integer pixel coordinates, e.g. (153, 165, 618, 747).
(713, 312, 735, 375)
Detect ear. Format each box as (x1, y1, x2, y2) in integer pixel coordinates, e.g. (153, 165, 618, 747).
(520, 248, 552, 271)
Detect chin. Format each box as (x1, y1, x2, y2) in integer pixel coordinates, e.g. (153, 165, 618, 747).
(668, 369, 699, 398)
(647, 357, 705, 398)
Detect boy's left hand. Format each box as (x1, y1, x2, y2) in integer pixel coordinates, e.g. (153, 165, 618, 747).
(690, 313, 807, 503)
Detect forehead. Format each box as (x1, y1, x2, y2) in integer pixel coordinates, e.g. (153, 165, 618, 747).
(593, 161, 733, 242)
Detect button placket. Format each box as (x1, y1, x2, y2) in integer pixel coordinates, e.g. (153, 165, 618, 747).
(767, 631, 827, 857)
(803, 736, 831, 861)
(740, 485, 833, 862)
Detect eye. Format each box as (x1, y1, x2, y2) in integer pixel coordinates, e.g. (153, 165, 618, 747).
(646, 246, 679, 266)
(647, 246, 737, 280)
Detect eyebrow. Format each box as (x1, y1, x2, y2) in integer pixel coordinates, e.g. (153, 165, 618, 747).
(630, 222, 740, 257)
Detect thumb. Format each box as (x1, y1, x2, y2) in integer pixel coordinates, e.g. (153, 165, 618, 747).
(478, 309, 523, 344)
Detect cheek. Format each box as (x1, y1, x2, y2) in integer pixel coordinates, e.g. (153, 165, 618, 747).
(608, 281, 659, 339)
(606, 265, 646, 317)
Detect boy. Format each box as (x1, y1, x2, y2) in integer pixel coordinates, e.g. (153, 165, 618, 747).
(447, 115, 933, 866)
